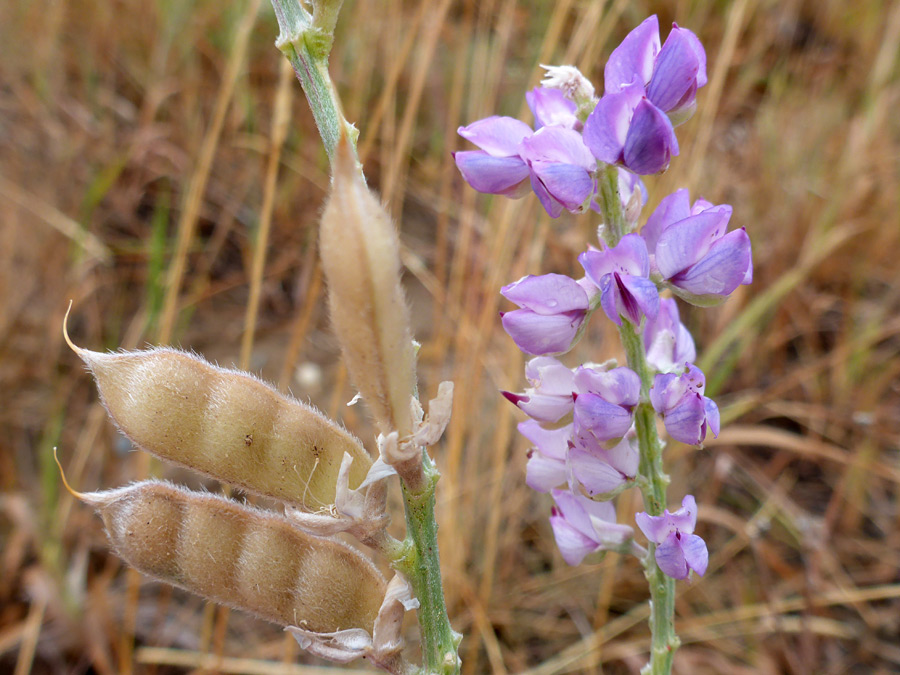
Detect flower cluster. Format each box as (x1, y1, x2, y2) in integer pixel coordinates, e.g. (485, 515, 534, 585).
(455, 16, 708, 218)
(457, 16, 754, 581)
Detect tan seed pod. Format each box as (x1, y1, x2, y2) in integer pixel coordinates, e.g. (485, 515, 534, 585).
(319, 136, 416, 438)
(64, 307, 371, 510)
(64, 475, 386, 633)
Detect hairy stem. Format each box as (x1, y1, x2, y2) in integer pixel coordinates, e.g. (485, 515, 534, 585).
(396, 455, 461, 675)
(597, 167, 679, 674)
(271, 0, 359, 163)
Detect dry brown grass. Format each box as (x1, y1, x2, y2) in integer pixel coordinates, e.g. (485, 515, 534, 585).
(2, 0, 899, 673)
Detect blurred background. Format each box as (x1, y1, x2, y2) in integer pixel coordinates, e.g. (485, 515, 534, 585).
(2, 0, 899, 673)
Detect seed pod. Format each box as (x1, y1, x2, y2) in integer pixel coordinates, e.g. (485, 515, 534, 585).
(74, 479, 386, 633)
(319, 137, 416, 437)
(64, 312, 371, 510)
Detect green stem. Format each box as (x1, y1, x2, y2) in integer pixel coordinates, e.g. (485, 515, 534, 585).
(597, 167, 679, 674)
(597, 163, 627, 246)
(394, 455, 461, 675)
(619, 323, 679, 675)
(271, 0, 359, 163)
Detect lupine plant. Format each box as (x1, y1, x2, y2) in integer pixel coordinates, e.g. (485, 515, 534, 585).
(64, 4, 751, 674)
(457, 14, 752, 673)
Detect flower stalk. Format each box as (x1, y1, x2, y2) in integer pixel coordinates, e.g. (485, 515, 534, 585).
(596, 172, 679, 675)
(269, 1, 459, 672)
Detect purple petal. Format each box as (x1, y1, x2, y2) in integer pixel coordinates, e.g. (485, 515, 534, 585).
(526, 87, 578, 130)
(650, 372, 680, 413)
(458, 116, 533, 156)
(502, 309, 585, 355)
(583, 80, 645, 164)
(525, 357, 576, 394)
(568, 445, 629, 496)
(611, 233, 651, 276)
(691, 197, 716, 215)
(518, 420, 572, 460)
(669, 494, 698, 533)
(618, 168, 648, 208)
(521, 125, 596, 170)
(669, 227, 752, 297)
(504, 391, 573, 424)
(574, 393, 634, 441)
(551, 489, 596, 538)
(654, 209, 733, 280)
(681, 27, 708, 88)
(634, 511, 671, 545)
(742, 248, 754, 285)
(529, 172, 564, 218)
(578, 250, 610, 286)
(549, 510, 600, 566)
(616, 274, 660, 324)
(526, 451, 568, 493)
(604, 15, 661, 93)
(454, 151, 530, 196)
(681, 533, 709, 576)
(664, 392, 706, 444)
(599, 274, 622, 326)
(604, 434, 639, 477)
(642, 188, 692, 253)
(529, 161, 594, 212)
(502, 273, 590, 313)
(574, 366, 642, 408)
(644, 297, 697, 371)
(623, 99, 679, 175)
(655, 531, 689, 579)
(580, 234, 650, 285)
(647, 26, 702, 112)
(704, 396, 720, 438)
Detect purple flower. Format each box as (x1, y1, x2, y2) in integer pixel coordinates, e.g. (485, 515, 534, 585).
(455, 114, 596, 217)
(605, 15, 707, 125)
(519, 126, 597, 216)
(454, 116, 532, 196)
(643, 189, 753, 306)
(549, 489, 633, 566)
(519, 419, 571, 493)
(501, 274, 595, 356)
(502, 357, 576, 423)
(579, 234, 660, 326)
(568, 431, 639, 498)
(581, 16, 706, 174)
(635, 495, 708, 579)
(650, 364, 720, 445)
(526, 87, 579, 130)
(643, 297, 696, 373)
(583, 79, 679, 175)
(572, 366, 641, 443)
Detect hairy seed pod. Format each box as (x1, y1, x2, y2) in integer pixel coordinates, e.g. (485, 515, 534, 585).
(319, 137, 416, 437)
(74, 480, 386, 633)
(64, 312, 371, 510)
